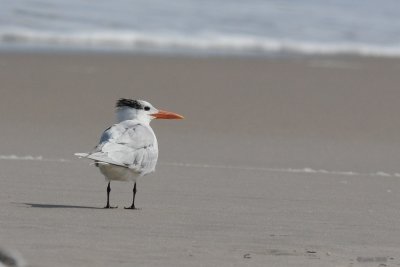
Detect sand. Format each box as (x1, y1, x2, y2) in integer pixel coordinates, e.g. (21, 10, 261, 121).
(0, 52, 400, 266)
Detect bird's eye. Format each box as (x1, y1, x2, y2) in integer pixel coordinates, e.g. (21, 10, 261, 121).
(144, 106, 150, 111)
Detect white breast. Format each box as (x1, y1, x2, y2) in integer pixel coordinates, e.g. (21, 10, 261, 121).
(98, 164, 141, 182)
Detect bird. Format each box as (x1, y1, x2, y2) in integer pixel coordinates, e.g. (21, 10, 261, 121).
(75, 98, 184, 209)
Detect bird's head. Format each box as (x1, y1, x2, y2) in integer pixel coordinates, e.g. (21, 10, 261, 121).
(116, 98, 184, 124)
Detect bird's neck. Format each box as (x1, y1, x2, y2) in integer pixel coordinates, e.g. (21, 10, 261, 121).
(116, 107, 136, 122)
(116, 107, 151, 125)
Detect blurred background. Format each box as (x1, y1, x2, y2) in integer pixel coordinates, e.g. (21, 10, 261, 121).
(1, 0, 400, 56)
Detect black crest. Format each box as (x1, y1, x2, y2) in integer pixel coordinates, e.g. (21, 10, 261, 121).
(116, 98, 143, 109)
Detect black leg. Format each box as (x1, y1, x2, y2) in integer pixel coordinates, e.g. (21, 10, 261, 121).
(104, 182, 117, 209)
(125, 182, 137, 209)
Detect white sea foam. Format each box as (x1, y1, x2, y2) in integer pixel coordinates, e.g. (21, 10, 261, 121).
(1, 154, 399, 178)
(0, 155, 43, 161)
(2, 29, 400, 57)
(0, 154, 69, 162)
(159, 162, 399, 178)
(0, 30, 400, 57)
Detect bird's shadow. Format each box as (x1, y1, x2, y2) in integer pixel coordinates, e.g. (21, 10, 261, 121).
(17, 202, 103, 210)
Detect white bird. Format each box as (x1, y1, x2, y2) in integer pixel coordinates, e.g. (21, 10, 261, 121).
(75, 99, 184, 209)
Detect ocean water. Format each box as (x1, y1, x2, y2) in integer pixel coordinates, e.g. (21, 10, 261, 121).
(1, 0, 400, 56)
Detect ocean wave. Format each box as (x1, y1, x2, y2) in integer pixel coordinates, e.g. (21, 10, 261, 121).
(1, 29, 400, 57)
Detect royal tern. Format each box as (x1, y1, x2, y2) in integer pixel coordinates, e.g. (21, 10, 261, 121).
(75, 99, 183, 209)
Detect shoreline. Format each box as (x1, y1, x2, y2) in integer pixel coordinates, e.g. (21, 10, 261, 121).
(3, 45, 400, 61)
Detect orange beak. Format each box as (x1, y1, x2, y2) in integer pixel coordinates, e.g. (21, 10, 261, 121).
(151, 109, 184, 119)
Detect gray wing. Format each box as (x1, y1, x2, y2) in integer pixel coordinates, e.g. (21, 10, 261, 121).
(85, 122, 158, 175)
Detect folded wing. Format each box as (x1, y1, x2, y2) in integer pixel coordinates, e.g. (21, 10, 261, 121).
(78, 122, 158, 175)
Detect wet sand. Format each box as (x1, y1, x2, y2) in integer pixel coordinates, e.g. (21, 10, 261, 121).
(0, 52, 400, 266)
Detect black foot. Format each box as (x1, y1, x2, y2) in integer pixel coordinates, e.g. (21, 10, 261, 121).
(124, 205, 139, 210)
(104, 205, 118, 209)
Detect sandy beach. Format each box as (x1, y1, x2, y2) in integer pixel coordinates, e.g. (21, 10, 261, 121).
(0, 52, 400, 266)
